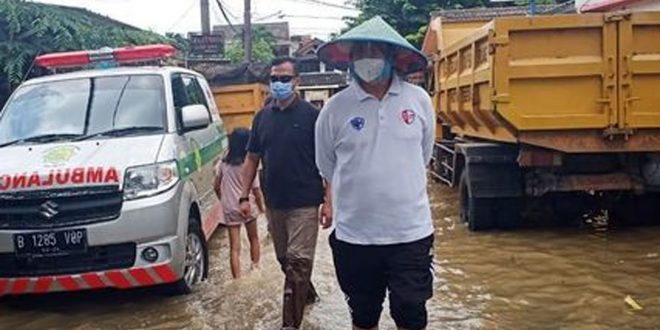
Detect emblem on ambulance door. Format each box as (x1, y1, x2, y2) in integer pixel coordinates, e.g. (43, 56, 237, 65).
(401, 109, 416, 125)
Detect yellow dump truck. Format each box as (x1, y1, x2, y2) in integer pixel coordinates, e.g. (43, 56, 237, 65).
(211, 83, 267, 133)
(424, 11, 660, 230)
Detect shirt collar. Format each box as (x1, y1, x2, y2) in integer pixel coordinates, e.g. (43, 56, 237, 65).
(352, 74, 402, 102)
(268, 95, 300, 111)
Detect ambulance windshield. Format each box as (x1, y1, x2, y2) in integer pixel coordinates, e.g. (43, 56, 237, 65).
(0, 74, 166, 147)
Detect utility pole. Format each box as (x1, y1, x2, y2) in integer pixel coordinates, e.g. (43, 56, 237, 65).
(201, 0, 211, 34)
(243, 0, 252, 63)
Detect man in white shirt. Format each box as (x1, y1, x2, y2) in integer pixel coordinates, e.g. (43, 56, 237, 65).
(315, 16, 436, 330)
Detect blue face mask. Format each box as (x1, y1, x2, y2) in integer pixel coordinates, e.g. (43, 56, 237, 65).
(270, 81, 294, 100)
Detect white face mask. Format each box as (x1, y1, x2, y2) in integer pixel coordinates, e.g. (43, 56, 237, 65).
(353, 58, 386, 83)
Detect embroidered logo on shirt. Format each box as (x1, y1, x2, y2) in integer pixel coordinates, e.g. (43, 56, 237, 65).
(401, 109, 416, 125)
(350, 117, 366, 131)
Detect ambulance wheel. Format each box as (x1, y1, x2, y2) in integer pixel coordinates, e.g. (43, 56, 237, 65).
(170, 219, 208, 295)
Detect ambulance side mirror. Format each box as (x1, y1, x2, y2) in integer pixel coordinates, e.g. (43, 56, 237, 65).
(181, 104, 211, 131)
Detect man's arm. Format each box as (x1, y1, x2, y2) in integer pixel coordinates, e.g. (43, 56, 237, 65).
(239, 153, 260, 218)
(251, 170, 265, 213)
(240, 111, 263, 217)
(315, 103, 336, 182)
(315, 104, 335, 229)
(240, 153, 260, 198)
(319, 180, 332, 229)
(421, 92, 436, 166)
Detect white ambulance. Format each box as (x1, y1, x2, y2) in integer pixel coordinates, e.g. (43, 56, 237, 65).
(0, 45, 226, 295)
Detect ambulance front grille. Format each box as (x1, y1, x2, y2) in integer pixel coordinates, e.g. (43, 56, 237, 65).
(0, 186, 122, 230)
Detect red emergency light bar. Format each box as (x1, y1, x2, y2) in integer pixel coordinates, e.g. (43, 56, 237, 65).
(35, 44, 176, 69)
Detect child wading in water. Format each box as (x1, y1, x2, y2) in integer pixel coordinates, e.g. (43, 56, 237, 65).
(214, 128, 265, 279)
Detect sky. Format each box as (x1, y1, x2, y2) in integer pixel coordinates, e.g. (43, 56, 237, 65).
(33, 0, 359, 40)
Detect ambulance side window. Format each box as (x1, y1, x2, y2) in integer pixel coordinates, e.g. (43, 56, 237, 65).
(172, 74, 187, 109)
(171, 73, 212, 132)
(182, 75, 208, 110)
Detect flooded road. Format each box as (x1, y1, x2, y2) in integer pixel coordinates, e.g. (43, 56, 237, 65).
(2, 184, 660, 329)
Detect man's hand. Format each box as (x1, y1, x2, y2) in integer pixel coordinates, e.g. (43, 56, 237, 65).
(319, 203, 333, 229)
(240, 200, 252, 219)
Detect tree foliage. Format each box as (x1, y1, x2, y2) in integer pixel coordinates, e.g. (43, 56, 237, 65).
(345, 0, 556, 46)
(224, 27, 277, 64)
(165, 32, 191, 53)
(0, 0, 171, 104)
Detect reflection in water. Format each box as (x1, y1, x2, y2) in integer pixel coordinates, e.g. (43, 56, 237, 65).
(2, 184, 660, 329)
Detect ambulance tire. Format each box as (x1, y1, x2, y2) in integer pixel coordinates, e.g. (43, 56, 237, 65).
(169, 219, 208, 295)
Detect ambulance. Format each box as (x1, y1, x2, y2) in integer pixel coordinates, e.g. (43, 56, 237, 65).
(0, 45, 227, 295)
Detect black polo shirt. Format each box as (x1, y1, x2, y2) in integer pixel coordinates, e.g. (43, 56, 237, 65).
(248, 98, 324, 209)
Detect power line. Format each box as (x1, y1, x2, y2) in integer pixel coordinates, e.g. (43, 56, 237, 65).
(218, 0, 240, 20)
(210, 1, 225, 25)
(254, 10, 284, 22)
(214, 0, 240, 34)
(291, 26, 343, 32)
(166, 0, 197, 32)
(282, 0, 358, 11)
(281, 14, 347, 20)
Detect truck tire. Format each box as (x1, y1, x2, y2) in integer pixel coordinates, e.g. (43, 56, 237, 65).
(168, 219, 208, 295)
(496, 197, 522, 229)
(459, 171, 496, 230)
(612, 194, 660, 226)
(459, 171, 522, 230)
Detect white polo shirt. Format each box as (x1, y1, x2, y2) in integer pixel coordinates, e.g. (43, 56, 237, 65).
(315, 75, 436, 245)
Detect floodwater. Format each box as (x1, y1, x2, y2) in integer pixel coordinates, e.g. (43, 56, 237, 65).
(2, 184, 660, 329)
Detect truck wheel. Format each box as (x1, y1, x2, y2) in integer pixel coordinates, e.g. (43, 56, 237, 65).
(495, 197, 522, 229)
(169, 219, 208, 295)
(459, 171, 496, 230)
(459, 171, 522, 230)
(612, 194, 660, 226)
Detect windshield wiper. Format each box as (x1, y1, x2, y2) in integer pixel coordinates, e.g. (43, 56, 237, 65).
(74, 126, 164, 141)
(0, 133, 83, 148)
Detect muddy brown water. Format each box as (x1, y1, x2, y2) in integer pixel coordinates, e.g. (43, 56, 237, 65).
(2, 184, 660, 330)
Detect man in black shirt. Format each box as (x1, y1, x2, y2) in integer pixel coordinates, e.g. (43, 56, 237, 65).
(240, 57, 329, 330)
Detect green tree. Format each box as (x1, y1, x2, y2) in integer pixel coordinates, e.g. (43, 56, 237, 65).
(165, 32, 191, 53)
(224, 27, 276, 64)
(0, 0, 170, 104)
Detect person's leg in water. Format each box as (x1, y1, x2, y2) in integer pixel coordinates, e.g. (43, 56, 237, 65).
(245, 218, 260, 270)
(282, 207, 320, 329)
(228, 225, 242, 279)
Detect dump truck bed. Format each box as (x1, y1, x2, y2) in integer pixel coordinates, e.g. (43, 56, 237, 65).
(212, 83, 267, 133)
(437, 12, 660, 153)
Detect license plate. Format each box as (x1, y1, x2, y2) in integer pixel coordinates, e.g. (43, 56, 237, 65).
(14, 229, 87, 257)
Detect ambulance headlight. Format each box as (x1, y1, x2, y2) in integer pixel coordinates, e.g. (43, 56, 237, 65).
(123, 161, 179, 200)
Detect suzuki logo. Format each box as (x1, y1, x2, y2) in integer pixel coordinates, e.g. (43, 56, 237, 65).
(40, 200, 59, 220)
